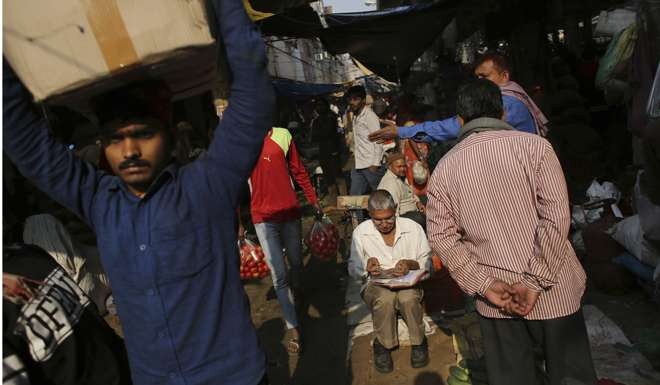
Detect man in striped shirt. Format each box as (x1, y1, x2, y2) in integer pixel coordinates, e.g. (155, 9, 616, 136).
(427, 79, 597, 385)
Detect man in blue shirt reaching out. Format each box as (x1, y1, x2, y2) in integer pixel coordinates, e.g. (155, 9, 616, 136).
(3, 0, 274, 384)
(369, 53, 549, 144)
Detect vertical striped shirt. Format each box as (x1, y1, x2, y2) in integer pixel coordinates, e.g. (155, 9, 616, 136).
(427, 122, 586, 320)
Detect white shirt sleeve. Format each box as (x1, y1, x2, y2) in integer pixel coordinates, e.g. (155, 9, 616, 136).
(348, 228, 367, 280)
(414, 225, 432, 272)
(366, 114, 384, 167)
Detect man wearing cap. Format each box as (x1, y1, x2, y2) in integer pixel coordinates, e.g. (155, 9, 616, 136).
(3, 0, 274, 384)
(377, 153, 426, 230)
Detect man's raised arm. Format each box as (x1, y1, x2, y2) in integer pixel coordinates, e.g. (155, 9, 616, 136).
(200, 0, 275, 207)
(3, 59, 104, 226)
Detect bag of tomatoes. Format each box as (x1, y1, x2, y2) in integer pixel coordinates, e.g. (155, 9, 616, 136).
(238, 238, 270, 281)
(305, 215, 339, 261)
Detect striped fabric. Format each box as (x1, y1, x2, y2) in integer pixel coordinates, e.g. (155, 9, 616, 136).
(427, 129, 586, 320)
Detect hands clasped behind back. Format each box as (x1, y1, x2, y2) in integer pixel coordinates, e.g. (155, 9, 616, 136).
(484, 279, 542, 317)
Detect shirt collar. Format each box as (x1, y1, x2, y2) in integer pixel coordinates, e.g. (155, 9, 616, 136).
(365, 217, 411, 243)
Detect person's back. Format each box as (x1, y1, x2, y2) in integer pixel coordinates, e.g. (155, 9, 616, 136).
(431, 119, 585, 320)
(427, 79, 595, 385)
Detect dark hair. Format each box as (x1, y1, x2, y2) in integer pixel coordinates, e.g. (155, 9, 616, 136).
(475, 52, 511, 74)
(456, 79, 503, 123)
(346, 85, 366, 100)
(92, 80, 172, 132)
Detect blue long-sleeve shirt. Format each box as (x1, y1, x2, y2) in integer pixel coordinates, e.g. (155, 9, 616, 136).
(3, 1, 274, 384)
(398, 94, 536, 143)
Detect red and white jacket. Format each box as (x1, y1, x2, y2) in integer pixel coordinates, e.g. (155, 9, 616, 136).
(249, 127, 318, 223)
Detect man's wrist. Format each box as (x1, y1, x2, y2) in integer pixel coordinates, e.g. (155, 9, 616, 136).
(396, 125, 412, 138)
(478, 276, 496, 297)
(522, 275, 543, 292)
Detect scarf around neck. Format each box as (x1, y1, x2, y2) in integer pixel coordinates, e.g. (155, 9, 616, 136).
(500, 81, 549, 136)
(458, 117, 514, 141)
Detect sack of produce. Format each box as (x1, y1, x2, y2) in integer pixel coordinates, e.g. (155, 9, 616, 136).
(238, 238, 270, 281)
(305, 216, 339, 261)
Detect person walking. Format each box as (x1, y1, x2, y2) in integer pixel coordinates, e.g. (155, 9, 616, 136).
(240, 126, 322, 354)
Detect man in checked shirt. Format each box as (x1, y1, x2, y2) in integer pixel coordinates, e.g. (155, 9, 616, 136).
(427, 79, 597, 385)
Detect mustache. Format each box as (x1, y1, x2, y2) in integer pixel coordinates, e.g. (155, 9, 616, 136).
(118, 158, 150, 170)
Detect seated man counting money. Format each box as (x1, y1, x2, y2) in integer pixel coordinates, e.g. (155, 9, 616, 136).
(348, 190, 431, 373)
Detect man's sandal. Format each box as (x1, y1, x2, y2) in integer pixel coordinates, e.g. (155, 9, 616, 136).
(287, 338, 302, 354)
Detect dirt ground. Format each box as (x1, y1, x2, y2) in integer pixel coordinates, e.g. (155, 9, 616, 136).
(245, 255, 349, 385)
(349, 332, 455, 385)
(103, 201, 660, 385)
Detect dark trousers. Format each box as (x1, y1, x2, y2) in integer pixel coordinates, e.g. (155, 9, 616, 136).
(478, 310, 597, 385)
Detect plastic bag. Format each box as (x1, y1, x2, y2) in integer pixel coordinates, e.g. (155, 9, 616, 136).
(608, 215, 660, 268)
(238, 238, 270, 280)
(305, 216, 339, 261)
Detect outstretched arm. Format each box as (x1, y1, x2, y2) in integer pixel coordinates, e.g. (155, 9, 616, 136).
(369, 117, 461, 144)
(196, 0, 275, 208)
(398, 117, 461, 142)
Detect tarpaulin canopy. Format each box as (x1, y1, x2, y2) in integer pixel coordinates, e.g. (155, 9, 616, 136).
(257, 2, 458, 82)
(257, 6, 324, 39)
(273, 78, 344, 100)
(319, 1, 458, 82)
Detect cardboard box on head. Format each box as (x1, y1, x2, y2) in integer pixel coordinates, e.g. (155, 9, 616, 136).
(4, 0, 218, 104)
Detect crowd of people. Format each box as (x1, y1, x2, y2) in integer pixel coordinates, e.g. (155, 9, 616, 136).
(5, 0, 649, 384)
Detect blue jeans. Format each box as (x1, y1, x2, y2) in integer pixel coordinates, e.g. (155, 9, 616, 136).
(350, 166, 385, 222)
(350, 166, 385, 195)
(254, 220, 302, 329)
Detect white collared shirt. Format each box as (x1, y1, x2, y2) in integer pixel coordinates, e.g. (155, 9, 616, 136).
(348, 217, 431, 280)
(352, 106, 384, 169)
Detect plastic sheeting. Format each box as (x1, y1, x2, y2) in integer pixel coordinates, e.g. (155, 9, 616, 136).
(258, 2, 458, 82)
(319, 1, 458, 82)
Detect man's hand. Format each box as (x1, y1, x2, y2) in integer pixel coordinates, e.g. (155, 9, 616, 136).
(312, 203, 323, 219)
(368, 125, 398, 143)
(416, 201, 426, 214)
(392, 260, 410, 277)
(366, 257, 382, 277)
(483, 280, 516, 309)
(505, 283, 541, 316)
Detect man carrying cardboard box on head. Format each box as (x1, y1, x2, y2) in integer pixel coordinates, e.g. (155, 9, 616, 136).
(3, 0, 274, 384)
